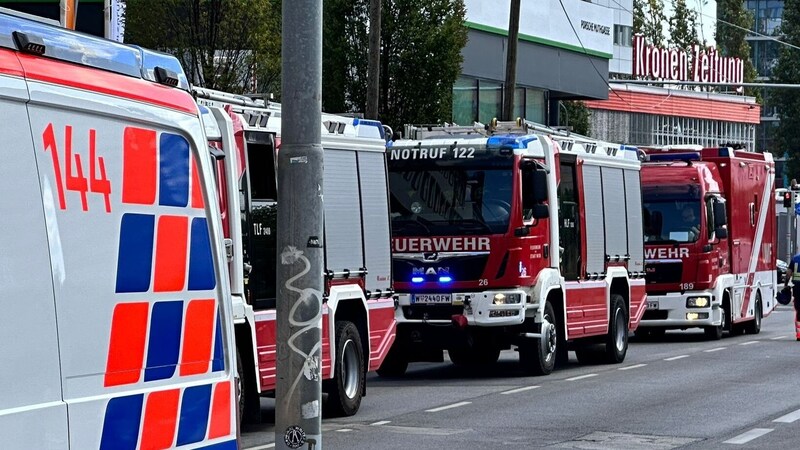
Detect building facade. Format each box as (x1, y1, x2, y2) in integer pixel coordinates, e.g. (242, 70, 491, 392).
(587, 83, 760, 149)
(453, 0, 615, 126)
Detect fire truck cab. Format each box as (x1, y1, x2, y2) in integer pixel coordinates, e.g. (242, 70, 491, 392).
(640, 146, 776, 339)
(0, 11, 237, 449)
(193, 88, 397, 420)
(381, 120, 647, 376)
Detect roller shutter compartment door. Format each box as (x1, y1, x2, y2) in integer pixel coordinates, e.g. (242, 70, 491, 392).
(582, 165, 606, 275)
(624, 169, 645, 272)
(323, 149, 365, 272)
(357, 152, 392, 292)
(601, 167, 628, 261)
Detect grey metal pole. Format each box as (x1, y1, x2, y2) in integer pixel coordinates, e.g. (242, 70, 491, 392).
(276, 0, 324, 449)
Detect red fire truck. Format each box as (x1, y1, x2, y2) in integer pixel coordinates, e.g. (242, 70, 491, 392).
(378, 120, 647, 376)
(193, 88, 397, 420)
(639, 146, 776, 339)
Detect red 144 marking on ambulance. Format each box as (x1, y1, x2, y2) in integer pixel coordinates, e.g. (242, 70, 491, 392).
(43, 123, 112, 212)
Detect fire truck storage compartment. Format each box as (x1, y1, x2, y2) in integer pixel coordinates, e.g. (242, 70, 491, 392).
(323, 148, 392, 293)
(357, 151, 393, 293)
(582, 164, 644, 277)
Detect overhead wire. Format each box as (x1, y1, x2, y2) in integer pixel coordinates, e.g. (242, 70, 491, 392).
(608, 0, 800, 52)
(556, 0, 633, 107)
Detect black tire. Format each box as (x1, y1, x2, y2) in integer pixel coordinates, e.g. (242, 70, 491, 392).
(703, 304, 725, 340)
(324, 321, 365, 417)
(236, 348, 261, 424)
(376, 345, 409, 377)
(519, 300, 557, 376)
(603, 294, 629, 364)
(744, 293, 763, 335)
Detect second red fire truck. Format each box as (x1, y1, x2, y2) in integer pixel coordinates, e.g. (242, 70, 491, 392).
(194, 88, 397, 420)
(638, 146, 776, 339)
(379, 120, 647, 376)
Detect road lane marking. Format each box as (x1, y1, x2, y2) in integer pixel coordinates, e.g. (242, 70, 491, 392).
(704, 347, 727, 353)
(618, 363, 647, 371)
(774, 408, 800, 423)
(501, 386, 540, 395)
(723, 428, 773, 444)
(771, 335, 789, 340)
(245, 444, 275, 450)
(426, 401, 471, 412)
(566, 374, 598, 381)
(739, 341, 759, 346)
(664, 355, 689, 361)
(336, 429, 353, 432)
(371, 420, 391, 426)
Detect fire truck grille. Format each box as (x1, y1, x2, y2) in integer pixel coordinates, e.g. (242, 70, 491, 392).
(402, 305, 464, 321)
(393, 253, 489, 284)
(645, 261, 683, 284)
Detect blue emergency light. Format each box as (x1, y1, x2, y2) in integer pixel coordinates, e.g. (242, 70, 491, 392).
(411, 276, 424, 283)
(438, 276, 453, 283)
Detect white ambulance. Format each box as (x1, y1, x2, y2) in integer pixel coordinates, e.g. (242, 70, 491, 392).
(0, 10, 237, 449)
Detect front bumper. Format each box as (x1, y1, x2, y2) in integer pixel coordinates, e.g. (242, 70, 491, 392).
(396, 289, 529, 327)
(638, 292, 721, 328)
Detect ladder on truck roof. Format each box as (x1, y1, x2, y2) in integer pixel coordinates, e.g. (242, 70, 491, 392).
(404, 118, 608, 148)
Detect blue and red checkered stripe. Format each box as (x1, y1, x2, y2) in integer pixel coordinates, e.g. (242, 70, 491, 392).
(105, 126, 224, 387)
(99, 381, 235, 450)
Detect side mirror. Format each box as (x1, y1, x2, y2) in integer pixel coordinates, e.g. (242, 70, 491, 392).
(532, 204, 549, 219)
(713, 201, 727, 228)
(715, 227, 728, 239)
(533, 169, 548, 203)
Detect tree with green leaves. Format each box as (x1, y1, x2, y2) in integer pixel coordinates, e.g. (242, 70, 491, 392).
(669, 0, 700, 53)
(633, 0, 667, 46)
(559, 100, 591, 136)
(125, 0, 281, 95)
(322, 0, 467, 129)
(716, 0, 759, 99)
(772, 0, 800, 176)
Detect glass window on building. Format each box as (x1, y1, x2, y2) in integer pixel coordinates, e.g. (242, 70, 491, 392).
(751, 40, 780, 78)
(452, 77, 477, 125)
(614, 24, 633, 47)
(478, 80, 503, 124)
(525, 88, 546, 124)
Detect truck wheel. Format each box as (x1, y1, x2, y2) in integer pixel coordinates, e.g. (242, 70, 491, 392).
(744, 293, 762, 335)
(703, 306, 724, 340)
(603, 294, 628, 364)
(519, 300, 557, 376)
(376, 345, 408, 377)
(236, 348, 261, 424)
(324, 321, 365, 417)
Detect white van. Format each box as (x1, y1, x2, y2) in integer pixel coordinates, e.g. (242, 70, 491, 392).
(0, 10, 237, 449)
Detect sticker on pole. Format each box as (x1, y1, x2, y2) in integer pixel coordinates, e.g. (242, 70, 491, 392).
(284, 425, 307, 449)
(795, 203, 800, 216)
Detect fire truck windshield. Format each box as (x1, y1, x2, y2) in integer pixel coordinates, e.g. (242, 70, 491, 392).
(389, 167, 513, 237)
(643, 185, 702, 244)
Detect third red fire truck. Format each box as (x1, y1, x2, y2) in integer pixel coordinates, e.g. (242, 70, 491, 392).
(639, 146, 776, 339)
(378, 120, 647, 376)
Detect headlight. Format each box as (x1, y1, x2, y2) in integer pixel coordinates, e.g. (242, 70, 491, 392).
(493, 293, 522, 304)
(686, 297, 709, 308)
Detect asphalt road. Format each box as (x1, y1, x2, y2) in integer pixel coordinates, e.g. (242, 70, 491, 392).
(240, 305, 800, 449)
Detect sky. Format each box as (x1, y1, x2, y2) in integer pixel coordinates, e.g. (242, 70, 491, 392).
(664, 0, 718, 46)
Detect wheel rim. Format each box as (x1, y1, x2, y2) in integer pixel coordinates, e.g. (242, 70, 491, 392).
(542, 314, 556, 363)
(614, 308, 626, 352)
(720, 308, 726, 331)
(341, 339, 360, 399)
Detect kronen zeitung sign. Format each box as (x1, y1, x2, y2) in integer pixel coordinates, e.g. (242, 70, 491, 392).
(634, 35, 744, 84)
